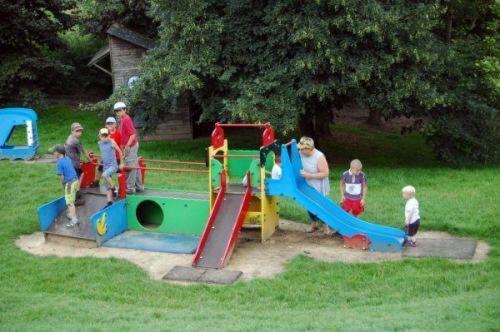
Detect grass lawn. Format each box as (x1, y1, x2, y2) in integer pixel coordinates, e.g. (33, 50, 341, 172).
(0, 105, 499, 330)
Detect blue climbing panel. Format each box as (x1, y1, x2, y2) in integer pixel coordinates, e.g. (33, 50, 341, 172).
(0, 108, 39, 160)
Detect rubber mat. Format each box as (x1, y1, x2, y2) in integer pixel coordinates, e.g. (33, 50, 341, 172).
(103, 231, 199, 254)
(403, 238, 477, 259)
(163, 266, 242, 284)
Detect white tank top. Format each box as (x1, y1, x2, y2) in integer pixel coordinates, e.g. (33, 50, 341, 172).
(300, 149, 330, 196)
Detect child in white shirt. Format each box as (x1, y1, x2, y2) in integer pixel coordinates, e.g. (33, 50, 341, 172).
(271, 155, 282, 179)
(402, 185, 420, 246)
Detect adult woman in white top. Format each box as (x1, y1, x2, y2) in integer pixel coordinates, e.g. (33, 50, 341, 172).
(298, 136, 332, 235)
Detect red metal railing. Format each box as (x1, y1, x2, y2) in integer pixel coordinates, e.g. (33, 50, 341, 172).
(192, 170, 227, 266)
(211, 122, 275, 149)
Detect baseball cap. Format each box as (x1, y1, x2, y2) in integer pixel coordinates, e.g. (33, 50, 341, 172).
(113, 102, 127, 111)
(297, 136, 315, 150)
(105, 117, 117, 124)
(99, 128, 109, 135)
(71, 122, 83, 132)
(48, 144, 66, 155)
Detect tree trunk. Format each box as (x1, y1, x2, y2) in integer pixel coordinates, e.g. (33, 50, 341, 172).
(298, 109, 316, 141)
(367, 108, 383, 126)
(314, 100, 333, 138)
(298, 98, 333, 149)
(445, 9, 453, 43)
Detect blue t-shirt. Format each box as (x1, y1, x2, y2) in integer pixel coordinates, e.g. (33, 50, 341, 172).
(56, 156, 78, 184)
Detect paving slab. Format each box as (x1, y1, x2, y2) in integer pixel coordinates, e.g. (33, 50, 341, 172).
(200, 269, 243, 284)
(163, 266, 207, 282)
(163, 266, 242, 284)
(403, 238, 477, 260)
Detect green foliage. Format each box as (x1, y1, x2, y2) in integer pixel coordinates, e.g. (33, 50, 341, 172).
(78, 0, 156, 37)
(0, 0, 75, 103)
(423, 1, 500, 163)
(90, 0, 498, 163)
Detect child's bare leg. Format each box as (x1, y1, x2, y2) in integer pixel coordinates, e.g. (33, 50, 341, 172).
(323, 224, 334, 235)
(94, 170, 102, 184)
(104, 176, 114, 202)
(106, 189, 113, 202)
(67, 204, 76, 219)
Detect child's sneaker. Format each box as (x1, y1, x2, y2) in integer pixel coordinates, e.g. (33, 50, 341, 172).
(103, 201, 113, 209)
(407, 240, 417, 247)
(65, 218, 79, 227)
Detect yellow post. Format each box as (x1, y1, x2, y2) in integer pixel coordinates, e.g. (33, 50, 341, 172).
(260, 163, 279, 242)
(208, 139, 228, 209)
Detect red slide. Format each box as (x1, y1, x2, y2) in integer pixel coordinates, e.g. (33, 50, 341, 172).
(193, 171, 251, 269)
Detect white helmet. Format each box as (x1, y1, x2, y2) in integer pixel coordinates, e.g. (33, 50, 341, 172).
(113, 102, 127, 111)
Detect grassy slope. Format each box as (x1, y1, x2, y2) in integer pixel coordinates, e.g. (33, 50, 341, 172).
(0, 105, 498, 331)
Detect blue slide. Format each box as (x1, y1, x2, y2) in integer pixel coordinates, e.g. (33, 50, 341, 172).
(266, 140, 406, 252)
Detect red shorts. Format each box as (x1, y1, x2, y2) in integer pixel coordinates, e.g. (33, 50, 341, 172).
(341, 198, 364, 217)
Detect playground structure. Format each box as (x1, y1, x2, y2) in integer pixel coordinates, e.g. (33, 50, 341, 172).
(37, 122, 406, 273)
(0, 108, 39, 160)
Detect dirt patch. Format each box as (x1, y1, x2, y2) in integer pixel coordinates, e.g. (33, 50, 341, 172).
(16, 220, 490, 283)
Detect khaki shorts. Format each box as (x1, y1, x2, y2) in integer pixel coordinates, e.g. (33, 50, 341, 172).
(65, 180, 80, 205)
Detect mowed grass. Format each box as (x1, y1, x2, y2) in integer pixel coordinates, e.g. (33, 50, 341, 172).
(0, 105, 499, 331)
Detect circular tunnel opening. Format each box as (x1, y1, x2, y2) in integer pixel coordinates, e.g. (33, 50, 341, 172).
(136, 200, 164, 229)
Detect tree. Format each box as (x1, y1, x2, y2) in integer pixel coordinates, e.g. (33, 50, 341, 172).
(78, 0, 156, 38)
(96, 0, 498, 163)
(0, 0, 75, 104)
(423, 1, 500, 163)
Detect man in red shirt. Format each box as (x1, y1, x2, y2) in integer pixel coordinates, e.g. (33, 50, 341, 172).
(114, 102, 144, 193)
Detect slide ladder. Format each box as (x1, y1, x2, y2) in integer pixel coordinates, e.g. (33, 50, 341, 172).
(266, 141, 406, 252)
(193, 171, 251, 268)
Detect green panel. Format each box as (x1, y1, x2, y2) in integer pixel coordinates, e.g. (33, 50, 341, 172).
(210, 158, 223, 188)
(227, 149, 260, 180)
(265, 151, 275, 173)
(248, 159, 261, 187)
(127, 195, 209, 236)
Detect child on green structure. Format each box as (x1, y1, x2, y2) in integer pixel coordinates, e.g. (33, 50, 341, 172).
(97, 128, 124, 208)
(50, 145, 80, 227)
(402, 185, 420, 247)
(271, 154, 282, 179)
(65, 122, 91, 204)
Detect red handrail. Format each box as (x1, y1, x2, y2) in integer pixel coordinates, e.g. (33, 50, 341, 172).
(89, 153, 205, 166)
(216, 123, 271, 128)
(89, 162, 208, 174)
(211, 122, 275, 149)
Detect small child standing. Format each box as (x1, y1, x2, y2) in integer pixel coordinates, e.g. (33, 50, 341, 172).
(340, 159, 367, 217)
(271, 155, 282, 179)
(51, 145, 80, 227)
(402, 185, 420, 247)
(97, 128, 124, 208)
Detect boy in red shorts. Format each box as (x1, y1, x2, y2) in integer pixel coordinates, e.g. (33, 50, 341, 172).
(340, 159, 367, 217)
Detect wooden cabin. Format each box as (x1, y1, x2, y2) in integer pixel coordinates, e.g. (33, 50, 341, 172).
(88, 26, 193, 141)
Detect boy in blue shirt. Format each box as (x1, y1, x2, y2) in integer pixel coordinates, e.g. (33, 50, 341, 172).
(51, 145, 80, 227)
